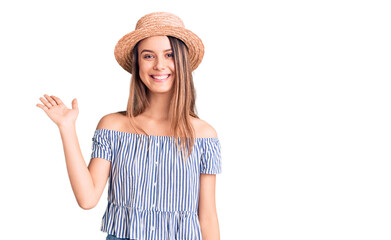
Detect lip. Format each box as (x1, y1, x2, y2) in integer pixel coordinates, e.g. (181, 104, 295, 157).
(150, 74, 171, 82)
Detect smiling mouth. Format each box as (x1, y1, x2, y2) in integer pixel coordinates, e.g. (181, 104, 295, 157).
(151, 74, 171, 80)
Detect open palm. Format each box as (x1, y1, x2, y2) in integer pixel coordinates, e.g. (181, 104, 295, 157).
(36, 94, 79, 127)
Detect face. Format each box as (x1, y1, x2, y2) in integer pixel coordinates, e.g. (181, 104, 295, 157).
(137, 35, 175, 94)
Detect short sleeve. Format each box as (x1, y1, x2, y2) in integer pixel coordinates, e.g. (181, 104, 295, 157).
(200, 138, 222, 174)
(90, 129, 112, 162)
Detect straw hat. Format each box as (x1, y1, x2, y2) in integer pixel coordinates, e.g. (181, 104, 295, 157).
(114, 12, 205, 74)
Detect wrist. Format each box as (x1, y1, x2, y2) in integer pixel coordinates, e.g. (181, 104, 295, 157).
(58, 122, 76, 132)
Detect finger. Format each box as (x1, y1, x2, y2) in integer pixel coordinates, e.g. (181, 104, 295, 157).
(36, 103, 49, 112)
(72, 98, 78, 110)
(44, 94, 57, 106)
(51, 95, 63, 105)
(39, 96, 53, 108)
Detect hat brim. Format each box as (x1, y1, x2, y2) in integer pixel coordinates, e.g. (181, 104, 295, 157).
(114, 26, 204, 74)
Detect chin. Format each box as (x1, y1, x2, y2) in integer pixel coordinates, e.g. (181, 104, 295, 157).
(149, 87, 173, 94)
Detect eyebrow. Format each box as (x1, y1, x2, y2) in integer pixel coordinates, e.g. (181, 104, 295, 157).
(140, 49, 172, 54)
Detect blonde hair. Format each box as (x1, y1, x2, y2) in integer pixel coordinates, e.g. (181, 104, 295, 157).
(125, 36, 199, 162)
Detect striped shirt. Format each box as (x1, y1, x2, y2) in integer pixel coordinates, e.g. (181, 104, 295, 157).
(90, 128, 222, 239)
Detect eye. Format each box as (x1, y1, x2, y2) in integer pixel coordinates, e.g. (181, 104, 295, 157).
(143, 54, 153, 59)
(166, 53, 174, 58)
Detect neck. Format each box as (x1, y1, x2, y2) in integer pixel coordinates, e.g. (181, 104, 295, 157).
(142, 91, 173, 121)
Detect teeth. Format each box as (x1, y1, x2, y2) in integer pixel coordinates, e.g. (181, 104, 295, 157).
(152, 75, 169, 80)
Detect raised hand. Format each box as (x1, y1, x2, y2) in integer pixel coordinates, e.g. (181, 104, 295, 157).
(36, 94, 79, 128)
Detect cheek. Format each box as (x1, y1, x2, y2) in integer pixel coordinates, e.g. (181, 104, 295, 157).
(138, 62, 150, 77)
(169, 60, 175, 72)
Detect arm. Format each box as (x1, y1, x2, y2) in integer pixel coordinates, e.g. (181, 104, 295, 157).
(59, 124, 110, 210)
(197, 119, 221, 239)
(37, 94, 110, 210)
(198, 174, 220, 240)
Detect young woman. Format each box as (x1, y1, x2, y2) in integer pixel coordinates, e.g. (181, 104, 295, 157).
(36, 12, 222, 240)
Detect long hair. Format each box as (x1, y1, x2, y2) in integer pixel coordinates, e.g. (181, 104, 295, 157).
(125, 36, 199, 162)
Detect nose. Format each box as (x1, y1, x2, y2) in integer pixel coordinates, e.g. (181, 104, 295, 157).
(153, 56, 166, 70)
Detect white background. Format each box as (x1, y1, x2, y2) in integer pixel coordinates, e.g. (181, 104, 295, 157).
(1, 0, 390, 239)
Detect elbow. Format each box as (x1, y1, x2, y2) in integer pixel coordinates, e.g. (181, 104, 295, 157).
(79, 204, 95, 210)
(199, 214, 220, 240)
(199, 208, 218, 223)
(199, 214, 218, 226)
(77, 199, 97, 210)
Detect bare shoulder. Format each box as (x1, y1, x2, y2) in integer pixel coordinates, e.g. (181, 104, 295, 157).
(96, 111, 126, 131)
(191, 117, 218, 138)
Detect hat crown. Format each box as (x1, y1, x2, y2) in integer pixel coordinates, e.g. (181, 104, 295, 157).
(135, 12, 185, 30)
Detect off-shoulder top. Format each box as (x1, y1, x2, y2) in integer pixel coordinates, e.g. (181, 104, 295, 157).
(90, 128, 222, 239)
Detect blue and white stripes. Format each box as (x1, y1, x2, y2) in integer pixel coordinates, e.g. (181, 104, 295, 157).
(90, 128, 222, 239)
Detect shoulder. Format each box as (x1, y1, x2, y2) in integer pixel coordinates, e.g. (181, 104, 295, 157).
(95, 112, 218, 138)
(96, 111, 126, 131)
(191, 117, 218, 138)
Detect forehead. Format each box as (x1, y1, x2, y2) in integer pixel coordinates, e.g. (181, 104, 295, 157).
(138, 35, 172, 52)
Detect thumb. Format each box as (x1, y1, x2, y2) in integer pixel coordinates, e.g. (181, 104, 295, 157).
(72, 98, 78, 110)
